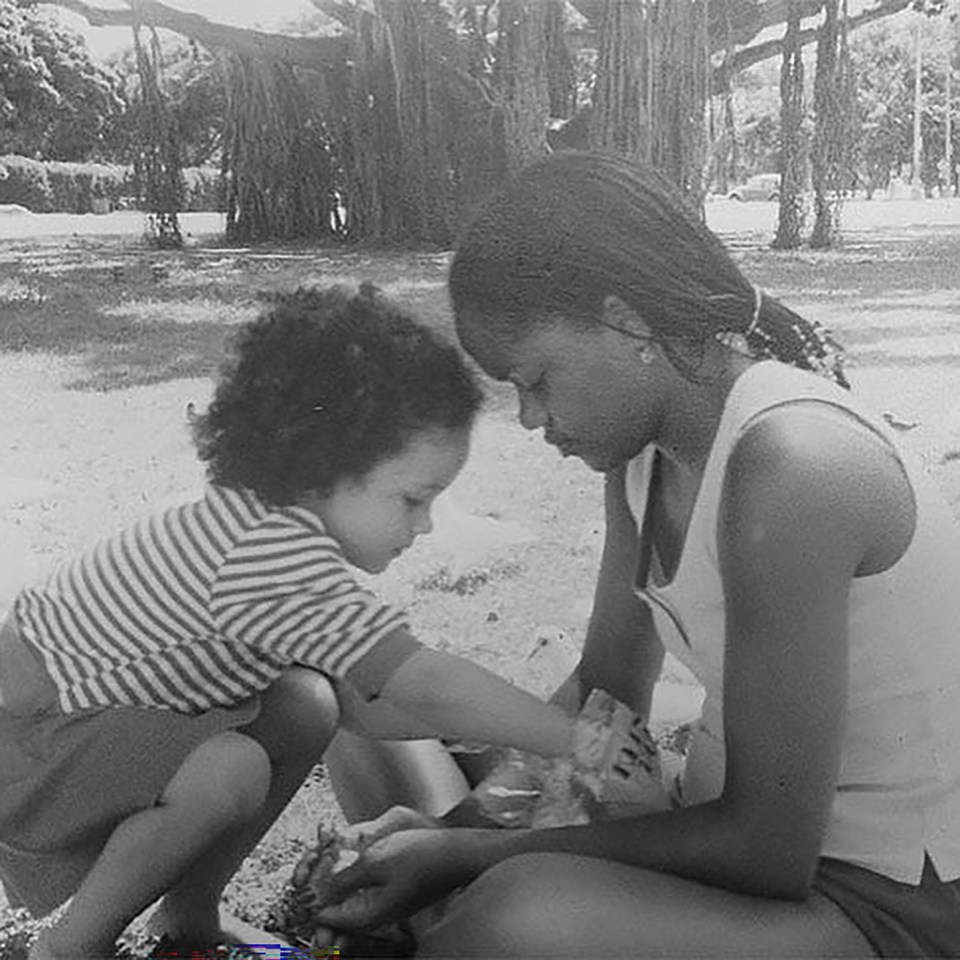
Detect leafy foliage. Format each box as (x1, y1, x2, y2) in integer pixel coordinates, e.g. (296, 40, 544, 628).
(107, 38, 225, 169)
(849, 15, 959, 196)
(0, 1, 122, 161)
(720, 11, 959, 201)
(849, 21, 915, 193)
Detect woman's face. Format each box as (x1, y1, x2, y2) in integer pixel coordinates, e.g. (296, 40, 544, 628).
(457, 310, 665, 473)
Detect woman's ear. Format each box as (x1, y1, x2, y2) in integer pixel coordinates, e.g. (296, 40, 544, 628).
(600, 295, 654, 340)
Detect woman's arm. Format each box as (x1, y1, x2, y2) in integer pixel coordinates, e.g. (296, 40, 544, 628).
(494, 410, 911, 895)
(576, 464, 665, 716)
(320, 411, 916, 927)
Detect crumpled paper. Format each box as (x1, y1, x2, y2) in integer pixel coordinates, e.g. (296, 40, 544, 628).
(463, 688, 673, 828)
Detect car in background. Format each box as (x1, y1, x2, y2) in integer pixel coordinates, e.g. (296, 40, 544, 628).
(727, 173, 780, 201)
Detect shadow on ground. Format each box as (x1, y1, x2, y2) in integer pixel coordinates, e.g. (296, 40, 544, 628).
(2, 228, 959, 395)
(0, 238, 464, 393)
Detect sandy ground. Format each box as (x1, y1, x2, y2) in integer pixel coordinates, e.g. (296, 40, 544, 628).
(0, 200, 959, 926)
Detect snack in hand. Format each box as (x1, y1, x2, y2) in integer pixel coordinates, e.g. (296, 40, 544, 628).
(282, 827, 413, 958)
(453, 688, 673, 829)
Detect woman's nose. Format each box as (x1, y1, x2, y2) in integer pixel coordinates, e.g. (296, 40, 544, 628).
(517, 389, 547, 431)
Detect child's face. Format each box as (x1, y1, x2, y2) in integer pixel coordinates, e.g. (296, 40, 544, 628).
(310, 426, 471, 573)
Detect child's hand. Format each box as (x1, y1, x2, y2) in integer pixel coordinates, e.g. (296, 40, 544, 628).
(316, 828, 471, 931)
(340, 804, 440, 851)
(286, 806, 442, 940)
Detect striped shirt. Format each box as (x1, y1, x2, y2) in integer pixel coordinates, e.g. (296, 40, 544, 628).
(13, 486, 412, 715)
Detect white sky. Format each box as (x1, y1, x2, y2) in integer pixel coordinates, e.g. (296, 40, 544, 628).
(50, 0, 318, 60)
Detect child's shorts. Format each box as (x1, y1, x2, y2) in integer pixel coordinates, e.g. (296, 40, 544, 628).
(0, 694, 259, 917)
(813, 854, 960, 957)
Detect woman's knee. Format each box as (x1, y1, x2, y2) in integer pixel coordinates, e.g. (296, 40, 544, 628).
(161, 731, 271, 826)
(421, 854, 574, 957)
(246, 667, 340, 762)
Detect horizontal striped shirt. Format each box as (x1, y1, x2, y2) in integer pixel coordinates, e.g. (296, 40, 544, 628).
(13, 486, 410, 714)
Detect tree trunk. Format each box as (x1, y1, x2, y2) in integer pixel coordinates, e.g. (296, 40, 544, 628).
(590, 0, 648, 162)
(590, 0, 710, 202)
(221, 55, 334, 244)
(546, 0, 576, 119)
(946, 33, 953, 196)
(352, 0, 459, 244)
(650, 0, 710, 200)
(132, 20, 183, 248)
(773, 0, 806, 249)
(912, 16, 924, 187)
(810, 0, 852, 248)
(222, 0, 477, 246)
(494, 0, 551, 174)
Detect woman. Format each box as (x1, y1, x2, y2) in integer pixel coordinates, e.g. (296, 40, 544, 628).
(319, 152, 960, 957)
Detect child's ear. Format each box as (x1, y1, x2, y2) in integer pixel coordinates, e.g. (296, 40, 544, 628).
(600, 295, 653, 340)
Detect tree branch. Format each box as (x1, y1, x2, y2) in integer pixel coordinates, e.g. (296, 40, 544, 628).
(566, 0, 828, 52)
(714, 0, 912, 89)
(306, 0, 358, 32)
(20, 0, 349, 70)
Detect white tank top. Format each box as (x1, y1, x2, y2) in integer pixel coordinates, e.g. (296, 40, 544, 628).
(625, 360, 960, 883)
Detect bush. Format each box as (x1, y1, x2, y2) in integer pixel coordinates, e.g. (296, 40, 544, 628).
(0, 157, 223, 213)
(0, 156, 54, 212)
(0, 156, 134, 213)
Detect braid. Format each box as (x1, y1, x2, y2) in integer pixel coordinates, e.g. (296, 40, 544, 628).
(745, 290, 849, 389)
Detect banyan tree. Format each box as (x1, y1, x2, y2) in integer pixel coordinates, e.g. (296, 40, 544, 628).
(21, 0, 918, 247)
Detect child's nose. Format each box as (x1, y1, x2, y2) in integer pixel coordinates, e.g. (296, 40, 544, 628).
(517, 390, 547, 431)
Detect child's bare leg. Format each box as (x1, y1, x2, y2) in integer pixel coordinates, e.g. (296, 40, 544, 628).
(325, 730, 470, 822)
(152, 667, 340, 941)
(36, 731, 271, 960)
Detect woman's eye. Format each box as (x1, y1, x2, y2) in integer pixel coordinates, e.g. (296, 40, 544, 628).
(404, 496, 425, 509)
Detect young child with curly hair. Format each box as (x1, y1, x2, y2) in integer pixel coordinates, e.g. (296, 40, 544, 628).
(0, 285, 574, 960)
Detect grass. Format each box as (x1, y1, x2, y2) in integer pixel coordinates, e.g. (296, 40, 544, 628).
(1, 209, 960, 957)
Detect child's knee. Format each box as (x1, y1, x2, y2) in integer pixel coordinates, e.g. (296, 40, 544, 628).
(250, 667, 340, 761)
(161, 731, 271, 825)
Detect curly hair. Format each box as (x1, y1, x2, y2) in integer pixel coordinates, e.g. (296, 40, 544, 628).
(192, 285, 484, 505)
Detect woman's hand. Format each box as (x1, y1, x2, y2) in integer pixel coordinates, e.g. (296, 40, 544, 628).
(315, 827, 480, 931)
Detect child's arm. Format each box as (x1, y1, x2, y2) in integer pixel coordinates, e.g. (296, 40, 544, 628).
(374, 646, 574, 758)
(333, 672, 447, 740)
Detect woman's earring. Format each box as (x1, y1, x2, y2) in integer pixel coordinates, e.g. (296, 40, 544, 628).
(639, 344, 656, 365)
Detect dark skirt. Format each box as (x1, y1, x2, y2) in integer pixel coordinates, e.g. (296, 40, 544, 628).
(814, 854, 960, 957)
(0, 696, 259, 917)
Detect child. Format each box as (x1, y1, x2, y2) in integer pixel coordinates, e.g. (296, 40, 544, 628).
(0, 285, 574, 959)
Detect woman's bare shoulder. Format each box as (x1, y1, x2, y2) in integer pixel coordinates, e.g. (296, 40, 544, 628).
(721, 401, 915, 577)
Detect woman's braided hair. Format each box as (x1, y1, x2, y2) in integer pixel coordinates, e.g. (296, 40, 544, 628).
(449, 151, 847, 388)
(192, 284, 483, 505)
